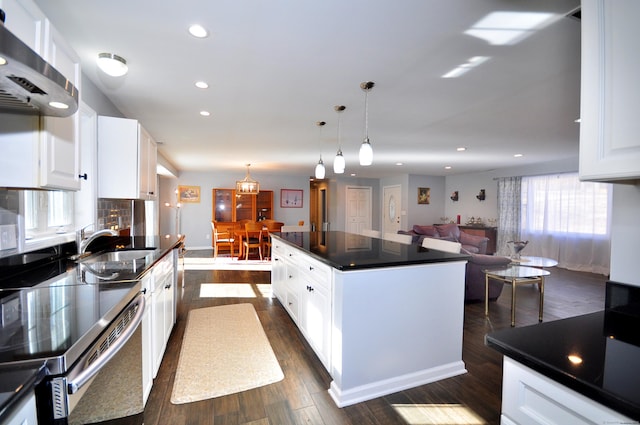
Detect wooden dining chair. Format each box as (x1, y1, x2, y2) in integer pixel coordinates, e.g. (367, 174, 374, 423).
(211, 221, 235, 258)
(243, 222, 263, 260)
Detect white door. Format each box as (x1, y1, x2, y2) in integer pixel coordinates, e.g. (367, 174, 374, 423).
(382, 185, 402, 236)
(345, 186, 372, 234)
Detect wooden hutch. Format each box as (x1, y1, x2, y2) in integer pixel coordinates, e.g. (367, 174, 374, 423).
(211, 189, 273, 251)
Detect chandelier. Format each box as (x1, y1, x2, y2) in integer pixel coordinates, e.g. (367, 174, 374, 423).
(236, 164, 260, 195)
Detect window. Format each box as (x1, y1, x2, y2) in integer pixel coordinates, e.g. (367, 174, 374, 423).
(519, 173, 612, 275)
(24, 190, 74, 239)
(521, 173, 611, 236)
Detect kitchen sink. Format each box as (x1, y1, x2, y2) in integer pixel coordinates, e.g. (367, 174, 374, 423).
(78, 249, 156, 282)
(87, 249, 156, 263)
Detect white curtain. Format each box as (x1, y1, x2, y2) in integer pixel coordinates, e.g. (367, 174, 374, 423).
(520, 173, 612, 275)
(496, 177, 521, 257)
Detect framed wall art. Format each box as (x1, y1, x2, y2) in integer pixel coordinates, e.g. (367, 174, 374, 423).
(418, 187, 430, 204)
(178, 185, 201, 203)
(281, 189, 303, 208)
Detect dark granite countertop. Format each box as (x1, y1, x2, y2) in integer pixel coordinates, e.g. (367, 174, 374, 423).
(486, 281, 640, 421)
(273, 231, 469, 270)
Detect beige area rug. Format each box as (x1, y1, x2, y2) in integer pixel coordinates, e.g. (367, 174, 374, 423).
(184, 256, 272, 271)
(170, 303, 284, 404)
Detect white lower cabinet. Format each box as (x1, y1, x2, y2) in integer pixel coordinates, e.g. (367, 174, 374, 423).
(501, 357, 632, 425)
(151, 255, 174, 377)
(141, 274, 153, 406)
(141, 254, 175, 405)
(271, 242, 332, 369)
(3, 393, 37, 425)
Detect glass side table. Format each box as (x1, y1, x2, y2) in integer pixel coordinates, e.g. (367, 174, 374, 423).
(484, 265, 550, 327)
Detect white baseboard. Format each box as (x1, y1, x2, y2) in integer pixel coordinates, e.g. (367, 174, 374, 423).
(328, 361, 467, 408)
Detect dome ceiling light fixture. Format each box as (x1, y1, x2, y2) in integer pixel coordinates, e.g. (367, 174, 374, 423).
(96, 53, 128, 77)
(333, 105, 346, 174)
(314, 121, 326, 179)
(359, 81, 375, 166)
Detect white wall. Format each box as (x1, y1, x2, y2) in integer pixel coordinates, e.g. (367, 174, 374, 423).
(160, 170, 311, 249)
(610, 184, 640, 286)
(443, 157, 579, 226)
(407, 174, 446, 227)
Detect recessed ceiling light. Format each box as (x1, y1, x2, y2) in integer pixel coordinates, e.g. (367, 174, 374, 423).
(514, 153, 523, 158)
(444, 166, 452, 170)
(456, 147, 467, 152)
(195, 81, 209, 89)
(188, 24, 209, 38)
(200, 110, 211, 117)
(396, 162, 404, 166)
(0, 56, 7, 66)
(350, 173, 357, 177)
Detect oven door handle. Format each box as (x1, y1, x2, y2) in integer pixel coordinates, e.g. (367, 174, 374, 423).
(67, 293, 146, 394)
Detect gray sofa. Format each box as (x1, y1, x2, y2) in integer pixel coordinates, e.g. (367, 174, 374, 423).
(399, 223, 489, 254)
(462, 248, 511, 302)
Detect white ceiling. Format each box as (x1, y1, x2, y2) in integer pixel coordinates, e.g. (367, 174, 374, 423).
(35, 0, 581, 178)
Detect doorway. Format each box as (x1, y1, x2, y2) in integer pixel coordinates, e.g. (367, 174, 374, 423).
(345, 186, 372, 234)
(382, 185, 402, 236)
(310, 179, 329, 231)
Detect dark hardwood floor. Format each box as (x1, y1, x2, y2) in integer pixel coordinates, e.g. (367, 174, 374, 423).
(141, 251, 607, 425)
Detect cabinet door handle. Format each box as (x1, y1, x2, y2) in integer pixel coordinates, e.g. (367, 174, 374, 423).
(165, 284, 171, 289)
(79, 173, 88, 180)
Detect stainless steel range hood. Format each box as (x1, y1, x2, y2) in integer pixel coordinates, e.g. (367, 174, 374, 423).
(0, 15, 78, 117)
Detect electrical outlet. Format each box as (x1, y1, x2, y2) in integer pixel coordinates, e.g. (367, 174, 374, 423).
(0, 224, 17, 251)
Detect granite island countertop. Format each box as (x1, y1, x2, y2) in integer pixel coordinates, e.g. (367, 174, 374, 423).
(486, 281, 640, 421)
(273, 230, 469, 270)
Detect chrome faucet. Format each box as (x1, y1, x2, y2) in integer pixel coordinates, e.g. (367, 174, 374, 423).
(77, 225, 119, 255)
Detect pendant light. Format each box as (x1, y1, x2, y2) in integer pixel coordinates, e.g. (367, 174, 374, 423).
(334, 105, 346, 174)
(236, 164, 260, 194)
(314, 121, 326, 179)
(359, 81, 375, 166)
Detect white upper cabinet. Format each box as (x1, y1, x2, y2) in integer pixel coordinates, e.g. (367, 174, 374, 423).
(0, 0, 81, 190)
(0, 0, 46, 54)
(98, 116, 158, 200)
(39, 21, 81, 190)
(579, 0, 640, 182)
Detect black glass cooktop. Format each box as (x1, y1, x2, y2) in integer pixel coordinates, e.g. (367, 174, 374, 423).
(0, 270, 139, 374)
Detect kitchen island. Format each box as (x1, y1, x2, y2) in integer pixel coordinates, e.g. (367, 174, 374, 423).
(271, 231, 470, 407)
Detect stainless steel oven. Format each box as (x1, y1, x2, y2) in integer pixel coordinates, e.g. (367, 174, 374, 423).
(0, 264, 145, 425)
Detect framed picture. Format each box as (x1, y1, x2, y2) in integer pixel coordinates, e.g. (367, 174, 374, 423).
(281, 189, 303, 208)
(418, 187, 430, 204)
(178, 185, 201, 203)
